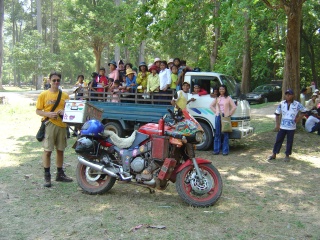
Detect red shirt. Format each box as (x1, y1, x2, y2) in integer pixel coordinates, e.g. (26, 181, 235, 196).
(96, 75, 108, 92)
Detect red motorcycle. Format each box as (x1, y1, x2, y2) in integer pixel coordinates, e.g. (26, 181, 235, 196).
(74, 109, 222, 207)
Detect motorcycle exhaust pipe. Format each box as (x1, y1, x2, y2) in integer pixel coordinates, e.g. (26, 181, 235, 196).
(78, 156, 118, 178)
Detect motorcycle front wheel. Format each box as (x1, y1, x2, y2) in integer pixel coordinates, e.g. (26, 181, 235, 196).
(76, 162, 116, 195)
(176, 163, 222, 207)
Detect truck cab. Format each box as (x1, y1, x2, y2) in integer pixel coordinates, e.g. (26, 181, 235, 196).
(184, 72, 254, 150)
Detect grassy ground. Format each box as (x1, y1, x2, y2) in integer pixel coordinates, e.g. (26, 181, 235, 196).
(0, 92, 319, 240)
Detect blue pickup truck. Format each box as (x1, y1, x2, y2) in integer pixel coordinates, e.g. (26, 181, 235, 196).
(66, 72, 254, 150)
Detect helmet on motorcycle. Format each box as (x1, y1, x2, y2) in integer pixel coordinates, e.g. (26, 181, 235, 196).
(75, 137, 95, 153)
(80, 120, 104, 138)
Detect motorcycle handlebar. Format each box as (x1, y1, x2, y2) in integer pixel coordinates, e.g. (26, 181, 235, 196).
(164, 131, 183, 139)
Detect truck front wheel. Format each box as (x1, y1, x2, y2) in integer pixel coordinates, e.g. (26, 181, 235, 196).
(104, 122, 124, 137)
(196, 122, 213, 151)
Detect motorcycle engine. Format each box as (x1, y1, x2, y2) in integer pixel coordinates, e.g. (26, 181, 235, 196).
(130, 157, 145, 173)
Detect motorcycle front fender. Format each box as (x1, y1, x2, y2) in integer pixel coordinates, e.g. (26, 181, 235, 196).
(169, 158, 212, 183)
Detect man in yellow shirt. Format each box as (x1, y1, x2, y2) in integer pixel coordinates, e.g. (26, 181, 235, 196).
(36, 72, 73, 187)
(171, 82, 195, 110)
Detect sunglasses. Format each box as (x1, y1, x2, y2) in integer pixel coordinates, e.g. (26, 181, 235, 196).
(52, 79, 61, 83)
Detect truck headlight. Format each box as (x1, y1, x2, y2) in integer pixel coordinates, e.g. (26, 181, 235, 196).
(195, 131, 204, 143)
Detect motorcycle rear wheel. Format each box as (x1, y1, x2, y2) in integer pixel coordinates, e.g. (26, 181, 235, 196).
(76, 162, 116, 194)
(176, 163, 222, 207)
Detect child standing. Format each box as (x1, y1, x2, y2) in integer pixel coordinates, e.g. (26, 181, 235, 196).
(110, 80, 121, 103)
(170, 65, 178, 91)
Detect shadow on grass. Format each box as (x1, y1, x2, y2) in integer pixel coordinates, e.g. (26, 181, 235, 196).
(0, 131, 319, 239)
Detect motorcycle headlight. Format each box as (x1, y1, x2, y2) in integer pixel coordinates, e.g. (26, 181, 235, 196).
(195, 131, 204, 143)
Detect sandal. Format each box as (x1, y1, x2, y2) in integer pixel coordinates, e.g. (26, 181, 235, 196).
(267, 155, 276, 161)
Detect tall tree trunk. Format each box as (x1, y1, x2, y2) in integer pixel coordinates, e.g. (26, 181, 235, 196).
(210, 0, 220, 71)
(36, 0, 42, 90)
(114, 0, 120, 63)
(241, 9, 251, 94)
(50, 1, 53, 53)
(12, 0, 17, 86)
(282, 1, 303, 100)
(93, 39, 103, 72)
(139, 40, 145, 63)
(0, 0, 4, 90)
(301, 28, 318, 88)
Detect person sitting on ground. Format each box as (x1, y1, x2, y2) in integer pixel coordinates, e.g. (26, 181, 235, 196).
(306, 93, 319, 113)
(305, 110, 320, 135)
(192, 84, 208, 96)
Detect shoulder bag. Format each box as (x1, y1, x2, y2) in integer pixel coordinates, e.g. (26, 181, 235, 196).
(36, 90, 62, 142)
(217, 97, 233, 133)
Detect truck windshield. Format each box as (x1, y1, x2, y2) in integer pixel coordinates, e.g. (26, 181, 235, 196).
(220, 75, 237, 97)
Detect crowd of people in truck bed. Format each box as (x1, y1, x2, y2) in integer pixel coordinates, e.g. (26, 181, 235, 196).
(72, 58, 196, 103)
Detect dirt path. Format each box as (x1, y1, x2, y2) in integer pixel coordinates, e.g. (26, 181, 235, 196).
(250, 102, 279, 118)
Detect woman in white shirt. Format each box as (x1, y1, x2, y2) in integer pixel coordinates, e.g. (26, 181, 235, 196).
(158, 61, 172, 104)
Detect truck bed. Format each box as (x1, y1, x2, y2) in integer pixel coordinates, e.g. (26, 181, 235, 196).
(90, 101, 171, 124)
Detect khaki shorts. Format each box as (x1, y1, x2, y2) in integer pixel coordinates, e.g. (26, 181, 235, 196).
(43, 122, 67, 151)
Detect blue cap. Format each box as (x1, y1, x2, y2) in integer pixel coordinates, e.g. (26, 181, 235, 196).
(285, 89, 294, 95)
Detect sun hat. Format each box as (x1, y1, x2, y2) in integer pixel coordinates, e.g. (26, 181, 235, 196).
(126, 68, 135, 76)
(285, 89, 294, 95)
(108, 60, 117, 67)
(154, 57, 161, 63)
(312, 93, 318, 97)
(138, 62, 148, 71)
(149, 65, 158, 73)
(168, 58, 174, 64)
(311, 110, 318, 115)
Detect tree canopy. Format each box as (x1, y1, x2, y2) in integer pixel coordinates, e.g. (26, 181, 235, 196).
(1, 0, 319, 94)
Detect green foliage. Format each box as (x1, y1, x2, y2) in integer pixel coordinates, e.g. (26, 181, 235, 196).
(12, 31, 60, 80)
(2, 0, 320, 90)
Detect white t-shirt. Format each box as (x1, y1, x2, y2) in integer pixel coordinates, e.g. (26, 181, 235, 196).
(275, 100, 306, 130)
(305, 115, 320, 132)
(159, 68, 171, 90)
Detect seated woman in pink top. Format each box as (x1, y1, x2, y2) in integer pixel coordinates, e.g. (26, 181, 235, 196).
(210, 85, 237, 156)
(108, 60, 119, 82)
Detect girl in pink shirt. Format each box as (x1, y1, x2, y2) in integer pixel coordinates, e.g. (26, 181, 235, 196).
(210, 85, 237, 155)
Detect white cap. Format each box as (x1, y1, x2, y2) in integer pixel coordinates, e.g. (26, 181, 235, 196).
(314, 89, 319, 92)
(168, 58, 174, 63)
(154, 57, 161, 63)
(311, 110, 318, 115)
